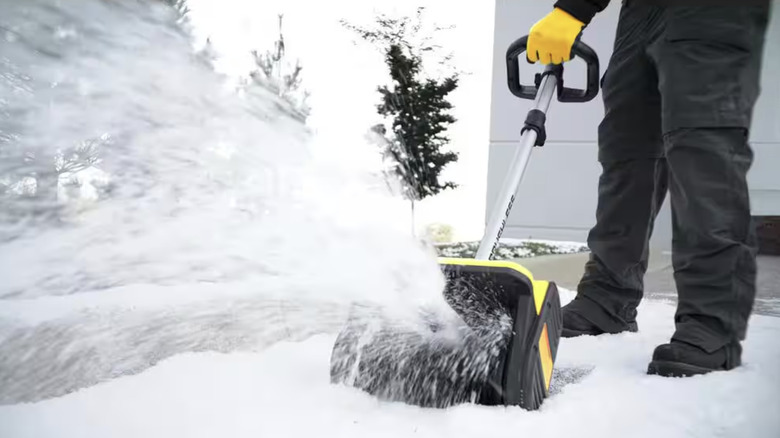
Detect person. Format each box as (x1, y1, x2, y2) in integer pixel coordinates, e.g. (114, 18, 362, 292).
(526, 0, 770, 377)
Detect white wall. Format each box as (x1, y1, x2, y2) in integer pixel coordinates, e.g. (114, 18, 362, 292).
(488, 0, 780, 249)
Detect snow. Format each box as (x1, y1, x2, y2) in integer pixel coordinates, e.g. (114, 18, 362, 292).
(0, 281, 294, 326)
(435, 239, 588, 260)
(2, 289, 779, 438)
(499, 238, 590, 254)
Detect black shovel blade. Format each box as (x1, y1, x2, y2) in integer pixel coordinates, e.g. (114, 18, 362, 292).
(329, 258, 562, 410)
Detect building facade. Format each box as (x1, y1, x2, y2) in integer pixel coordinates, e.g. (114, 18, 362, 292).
(487, 0, 780, 251)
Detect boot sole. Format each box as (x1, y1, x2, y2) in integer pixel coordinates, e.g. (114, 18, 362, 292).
(562, 327, 602, 338)
(647, 360, 721, 377)
(562, 322, 638, 338)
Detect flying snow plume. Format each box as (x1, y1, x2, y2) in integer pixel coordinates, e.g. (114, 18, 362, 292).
(0, 0, 444, 302)
(0, 0, 452, 404)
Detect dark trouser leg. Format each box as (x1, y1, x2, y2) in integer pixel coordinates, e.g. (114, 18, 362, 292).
(663, 129, 758, 352)
(650, 6, 768, 353)
(568, 5, 667, 333)
(576, 159, 668, 331)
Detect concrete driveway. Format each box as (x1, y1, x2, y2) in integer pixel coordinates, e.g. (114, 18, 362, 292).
(517, 252, 780, 317)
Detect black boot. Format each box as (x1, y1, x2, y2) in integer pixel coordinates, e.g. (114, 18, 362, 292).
(562, 296, 638, 338)
(647, 340, 742, 377)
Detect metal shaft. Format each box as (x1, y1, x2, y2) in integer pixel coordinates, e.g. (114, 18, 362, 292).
(475, 72, 557, 260)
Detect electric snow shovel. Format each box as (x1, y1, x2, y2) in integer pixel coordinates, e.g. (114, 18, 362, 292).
(329, 35, 600, 411)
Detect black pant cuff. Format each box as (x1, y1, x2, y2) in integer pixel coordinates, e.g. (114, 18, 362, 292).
(672, 319, 733, 354)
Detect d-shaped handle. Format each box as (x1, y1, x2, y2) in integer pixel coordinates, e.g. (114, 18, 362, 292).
(506, 35, 600, 103)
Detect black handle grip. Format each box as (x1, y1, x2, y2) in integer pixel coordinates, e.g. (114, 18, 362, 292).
(506, 35, 600, 103)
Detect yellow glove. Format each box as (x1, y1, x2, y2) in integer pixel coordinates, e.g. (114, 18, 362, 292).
(527, 8, 585, 64)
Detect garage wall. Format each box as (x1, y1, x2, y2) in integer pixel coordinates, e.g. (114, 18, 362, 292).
(487, 0, 780, 249)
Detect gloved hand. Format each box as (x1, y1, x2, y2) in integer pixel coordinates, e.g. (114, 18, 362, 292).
(527, 8, 585, 64)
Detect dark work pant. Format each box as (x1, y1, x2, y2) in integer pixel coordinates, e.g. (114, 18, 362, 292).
(577, 3, 769, 352)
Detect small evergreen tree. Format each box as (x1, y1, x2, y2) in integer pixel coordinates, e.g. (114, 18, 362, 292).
(342, 8, 459, 223)
(250, 14, 311, 121)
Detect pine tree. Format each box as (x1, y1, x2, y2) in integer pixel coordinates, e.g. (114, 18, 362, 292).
(377, 44, 458, 202)
(342, 8, 459, 215)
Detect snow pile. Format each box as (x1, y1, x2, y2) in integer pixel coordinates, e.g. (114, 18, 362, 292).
(2, 289, 778, 438)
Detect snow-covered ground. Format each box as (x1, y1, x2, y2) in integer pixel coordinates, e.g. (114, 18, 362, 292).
(2, 288, 779, 438)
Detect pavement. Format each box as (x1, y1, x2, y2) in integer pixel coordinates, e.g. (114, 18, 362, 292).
(517, 251, 780, 317)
